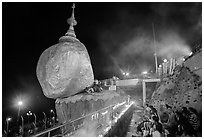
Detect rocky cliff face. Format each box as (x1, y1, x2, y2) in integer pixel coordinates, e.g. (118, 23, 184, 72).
(149, 50, 202, 128)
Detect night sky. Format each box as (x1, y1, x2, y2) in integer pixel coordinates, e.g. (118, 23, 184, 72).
(2, 2, 201, 126)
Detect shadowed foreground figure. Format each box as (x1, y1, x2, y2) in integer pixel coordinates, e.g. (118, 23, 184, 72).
(175, 107, 200, 137)
(135, 105, 201, 137)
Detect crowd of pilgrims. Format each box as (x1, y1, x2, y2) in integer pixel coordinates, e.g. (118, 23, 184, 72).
(135, 104, 201, 137)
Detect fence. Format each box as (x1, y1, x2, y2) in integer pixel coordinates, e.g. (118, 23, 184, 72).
(33, 101, 128, 137)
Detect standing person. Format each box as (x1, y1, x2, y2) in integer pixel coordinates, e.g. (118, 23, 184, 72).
(151, 115, 163, 137)
(149, 105, 158, 117)
(142, 121, 152, 137)
(136, 121, 145, 136)
(144, 104, 152, 120)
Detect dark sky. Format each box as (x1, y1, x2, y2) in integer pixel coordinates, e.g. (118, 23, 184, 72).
(2, 2, 201, 125)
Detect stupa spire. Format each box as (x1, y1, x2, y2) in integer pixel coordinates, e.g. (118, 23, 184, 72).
(65, 3, 77, 37)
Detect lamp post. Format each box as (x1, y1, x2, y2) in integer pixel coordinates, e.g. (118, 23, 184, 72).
(163, 59, 168, 75)
(26, 111, 32, 125)
(43, 112, 47, 129)
(17, 101, 23, 123)
(6, 117, 12, 136)
(33, 113, 37, 134)
(27, 111, 36, 126)
(27, 111, 37, 134)
(50, 109, 55, 125)
(20, 116, 24, 136)
(50, 109, 55, 118)
(33, 113, 36, 126)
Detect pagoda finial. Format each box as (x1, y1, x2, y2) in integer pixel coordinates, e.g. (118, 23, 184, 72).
(65, 3, 77, 37)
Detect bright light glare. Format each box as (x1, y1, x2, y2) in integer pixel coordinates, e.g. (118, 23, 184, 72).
(7, 117, 12, 121)
(159, 65, 162, 68)
(142, 71, 148, 75)
(122, 72, 125, 75)
(18, 101, 23, 106)
(126, 72, 129, 76)
(163, 59, 167, 63)
(27, 111, 32, 116)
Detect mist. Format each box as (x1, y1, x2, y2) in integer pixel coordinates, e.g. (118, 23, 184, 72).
(157, 32, 191, 59)
(74, 119, 98, 137)
(97, 3, 201, 76)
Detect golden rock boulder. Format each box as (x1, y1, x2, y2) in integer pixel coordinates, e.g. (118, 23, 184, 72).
(36, 4, 94, 99)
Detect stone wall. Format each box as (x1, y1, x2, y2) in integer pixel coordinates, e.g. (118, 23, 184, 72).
(55, 89, 128, 135)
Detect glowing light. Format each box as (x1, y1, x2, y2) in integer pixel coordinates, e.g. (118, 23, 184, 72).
(189, 52, 193, 56)
(27, 111, 32, 116)
(159, 65, 162, 68)
(126, 72, 129, 76)
(113, 101, 126, 110)
(104, 126, 111, 132)
(163, 59, 167, 63)
(122, 72, 125, 75)
(142, 71, 148, 75)
(113, 102, 133, 124)
(18, 101, 23, 106)
(7, 117, 12, 121)
(101, 110, 108, 115)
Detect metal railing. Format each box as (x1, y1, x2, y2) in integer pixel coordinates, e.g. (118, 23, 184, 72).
(33, 103, 123, 137)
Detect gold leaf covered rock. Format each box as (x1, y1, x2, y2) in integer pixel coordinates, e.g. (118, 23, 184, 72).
(36, 4, 94, 99)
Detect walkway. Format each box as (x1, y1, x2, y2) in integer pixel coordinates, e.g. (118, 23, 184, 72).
(126, 105, 144, 137)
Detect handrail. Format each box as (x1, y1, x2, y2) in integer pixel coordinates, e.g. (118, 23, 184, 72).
(33, 103, 119, 137)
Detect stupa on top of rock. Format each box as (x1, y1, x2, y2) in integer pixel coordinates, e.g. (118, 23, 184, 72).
(36, 3, 94, 99)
